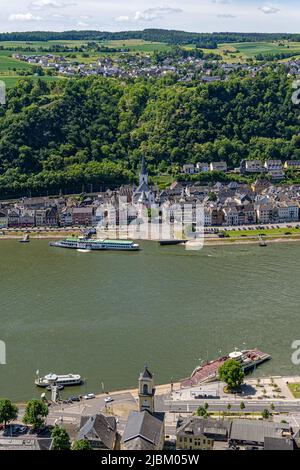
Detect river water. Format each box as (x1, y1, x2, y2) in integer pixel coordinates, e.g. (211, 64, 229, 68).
(0, 239, 300, 401)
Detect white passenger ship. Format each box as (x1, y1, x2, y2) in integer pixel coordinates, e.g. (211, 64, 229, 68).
(35, 373, 83, 388)
(49, 237, 140, 251)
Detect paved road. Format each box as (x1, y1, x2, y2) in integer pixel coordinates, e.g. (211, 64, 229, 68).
(158, 398, 300, 414)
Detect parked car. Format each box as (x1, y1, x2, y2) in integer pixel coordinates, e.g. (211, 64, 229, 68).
(104, 396, 114, 403)
(69, 396, 80, 402)
(83, 393, 95, 400)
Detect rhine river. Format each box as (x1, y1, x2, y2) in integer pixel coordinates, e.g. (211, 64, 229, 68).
(0, 239, 300, 401)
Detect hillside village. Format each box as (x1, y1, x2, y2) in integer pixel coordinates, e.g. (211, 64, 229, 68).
(11, 50, 300, 82)
(11, 52, 275, 81)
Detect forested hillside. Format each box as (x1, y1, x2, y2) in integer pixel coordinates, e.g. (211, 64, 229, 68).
(0, 70, 299, 197)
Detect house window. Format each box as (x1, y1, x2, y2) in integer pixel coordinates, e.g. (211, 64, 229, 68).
(143, 384, 148, 394)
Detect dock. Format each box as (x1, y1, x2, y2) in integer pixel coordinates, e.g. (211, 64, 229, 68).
(181, 349, 271, 388)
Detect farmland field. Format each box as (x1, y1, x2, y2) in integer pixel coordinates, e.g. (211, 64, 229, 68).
(186, 40, 300, 62)
(0, 54, 33, 72)
(228, 41, 300, 58)
(101, 39, 173, 52)
(0, 39, 172, 53)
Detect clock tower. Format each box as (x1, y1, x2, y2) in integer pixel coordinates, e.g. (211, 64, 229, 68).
(138, 365, 155, 414)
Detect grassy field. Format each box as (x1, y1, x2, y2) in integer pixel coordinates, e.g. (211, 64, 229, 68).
(223, 227, 300, 238)
(102, 39, 172, 53)
(288, 383, 300, 398)
(228, 41, 300, 58)
(185, 40, 300, 62)
(150, 175, 175, 189)
(0, 39, 172, 53)
(0, 54, 33, 72)
(0, 40, 90, 48)
(0, 75, 64, 88)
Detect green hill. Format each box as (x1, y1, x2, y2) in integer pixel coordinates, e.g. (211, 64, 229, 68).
(0, 70, 299, 197)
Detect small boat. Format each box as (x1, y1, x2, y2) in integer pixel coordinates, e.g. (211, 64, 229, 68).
(19, 234, 30, 243)
(77, 249, 92, 253)
(259, 236, 267, 247)
(35, 373, 83, 388)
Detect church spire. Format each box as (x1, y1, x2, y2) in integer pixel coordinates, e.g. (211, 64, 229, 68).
(141, 155, 146, 175)
(139, 156, 148, 186)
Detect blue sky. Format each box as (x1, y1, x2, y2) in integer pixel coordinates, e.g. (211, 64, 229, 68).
(2, 0, 300, 33)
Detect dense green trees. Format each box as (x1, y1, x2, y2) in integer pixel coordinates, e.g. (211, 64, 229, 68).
(23, 399, 49, 430)
(0, 69, 299, 197)
(51, 426, 71, 450)
(0, 399, 18, 427)
(218, 359, 245, 392)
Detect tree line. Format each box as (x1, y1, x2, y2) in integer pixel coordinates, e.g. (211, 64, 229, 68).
(1, 29, 300, 47)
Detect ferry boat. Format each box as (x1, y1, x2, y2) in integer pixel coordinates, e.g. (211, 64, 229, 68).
(35, 373, 83, 388)
(181, 348, 271, 388)
(49, 237, 140, 251)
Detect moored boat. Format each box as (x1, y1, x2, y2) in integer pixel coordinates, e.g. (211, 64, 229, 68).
(49, 237, 140, 251)
(35, 373, 83, 388)
(259, 236, 267, 247)
(159, 240, 188, 246)
(181, 348, 271, 388)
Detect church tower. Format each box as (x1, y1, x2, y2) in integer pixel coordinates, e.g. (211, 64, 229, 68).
(139, 156, 148, 186)
(138, 365, 155, 414)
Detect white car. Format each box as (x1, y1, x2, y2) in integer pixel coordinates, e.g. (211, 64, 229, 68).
(104, 396, 113, 403)
(83, 393, 95, 400)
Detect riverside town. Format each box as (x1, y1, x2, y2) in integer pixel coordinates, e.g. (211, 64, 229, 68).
(2, 0, 300, 462)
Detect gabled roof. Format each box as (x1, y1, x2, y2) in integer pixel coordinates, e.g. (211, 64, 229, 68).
(77, 414, 116, 449)
(122, 411, 164, 450)
(230, 420, 290, 445)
